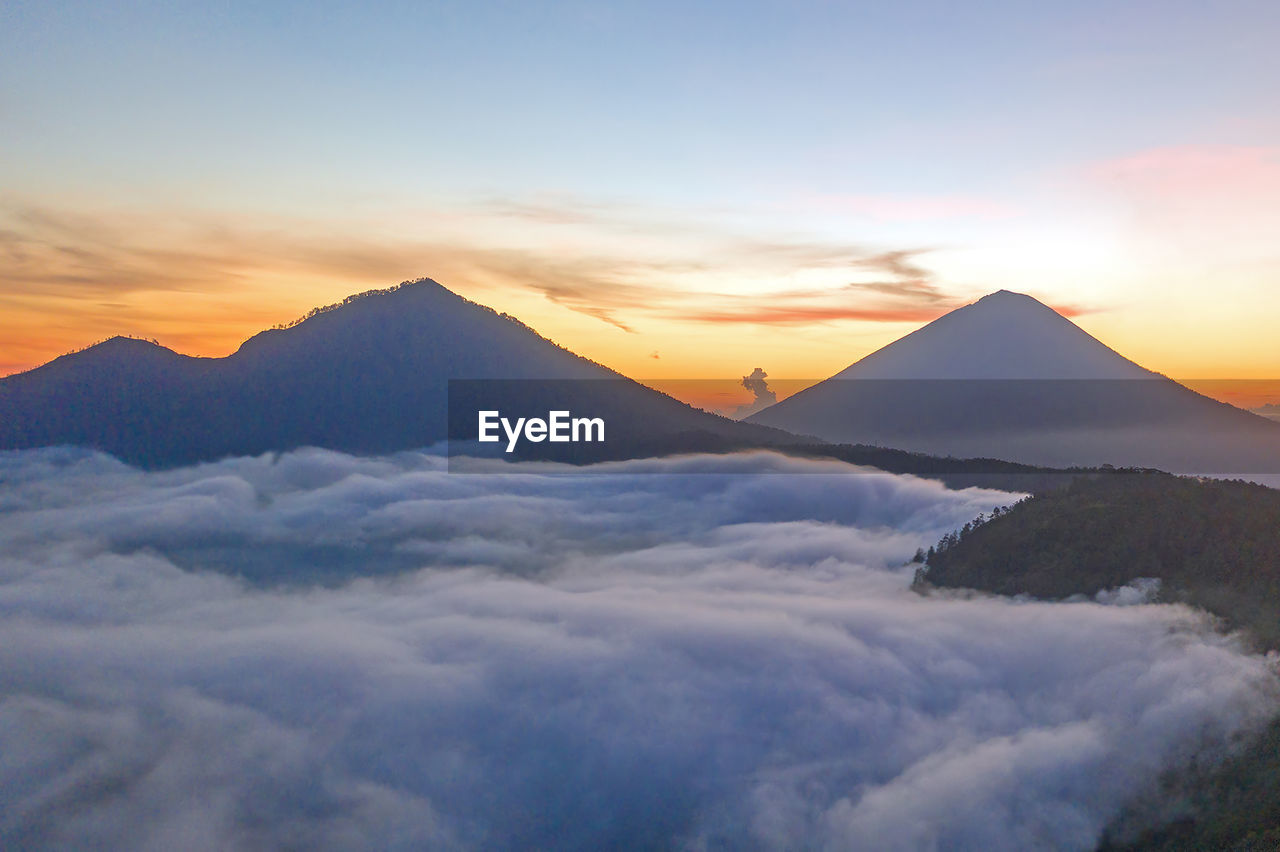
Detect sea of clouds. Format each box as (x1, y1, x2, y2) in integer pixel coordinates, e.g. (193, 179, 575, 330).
(0, 447, 1276, 851)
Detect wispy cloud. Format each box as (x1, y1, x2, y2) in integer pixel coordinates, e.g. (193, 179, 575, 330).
(0, 197, 974, 371)
(448, 248, 710, 333)
(0, 204, 442, 298)
(1091, 145, 1280, 201)
(497, 245, 960, 330)
(677, 248, 960, 326)
(1087, 144, 1280, 256)
(687, 303, 948, 325)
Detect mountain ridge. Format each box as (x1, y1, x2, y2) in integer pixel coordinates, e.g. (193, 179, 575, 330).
(0, 278, 798, 467)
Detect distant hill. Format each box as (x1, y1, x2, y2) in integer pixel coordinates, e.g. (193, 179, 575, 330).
(0, 279, 797, 467)
(917, 472, 1280, 647)
(748, 291, 1280, 475)
(914, 473, 1280, 851)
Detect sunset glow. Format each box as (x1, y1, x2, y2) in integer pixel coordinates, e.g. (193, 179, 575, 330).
(3, 1, 1278, 394)
(7, 5, 1280, 848)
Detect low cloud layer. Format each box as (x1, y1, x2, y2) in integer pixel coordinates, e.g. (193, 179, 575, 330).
(0, 448, 1276, 850)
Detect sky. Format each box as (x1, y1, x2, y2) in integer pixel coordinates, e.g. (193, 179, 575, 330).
(2, 0, 1279, 384)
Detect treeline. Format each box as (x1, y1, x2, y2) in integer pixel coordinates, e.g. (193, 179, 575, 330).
(53, 335, 163, 360)
(784, 445, 1094, 494)
(913, 501, 1021, 565)
(271, 278, 475, 330)
(267, 277, 619, 371)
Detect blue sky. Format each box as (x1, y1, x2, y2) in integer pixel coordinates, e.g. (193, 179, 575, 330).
(3, 0, 1279, 380)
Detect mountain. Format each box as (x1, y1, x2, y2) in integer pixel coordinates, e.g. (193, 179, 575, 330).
(914, 472, 1280, 851)
(0, 279, 796, 467)
(748, 290, 1280, 474)
(917, 471, 1280, 647)
(824, 290, 1155, 380)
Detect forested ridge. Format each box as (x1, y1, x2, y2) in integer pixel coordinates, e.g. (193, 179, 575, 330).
(918, 472, 1280, 648)
(916, 472, 1280, 850)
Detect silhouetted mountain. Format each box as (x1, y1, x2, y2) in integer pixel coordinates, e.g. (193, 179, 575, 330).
(0, 279, 796, 467)
(748, 290, 1280, 474)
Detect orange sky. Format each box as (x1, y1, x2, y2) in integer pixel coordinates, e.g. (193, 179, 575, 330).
(5, 188, 1274, 404)
(4, 142, 1280, 406)
(4, 158, 1279, 400)
(4, 4, 1279, 400)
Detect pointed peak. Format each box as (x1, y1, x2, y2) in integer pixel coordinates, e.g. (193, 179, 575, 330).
(831, 287, 1154, 380)
(972, 289, 1049, 308)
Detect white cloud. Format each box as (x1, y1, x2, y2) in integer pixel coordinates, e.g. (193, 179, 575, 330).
(0, 447, 1274, 850)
